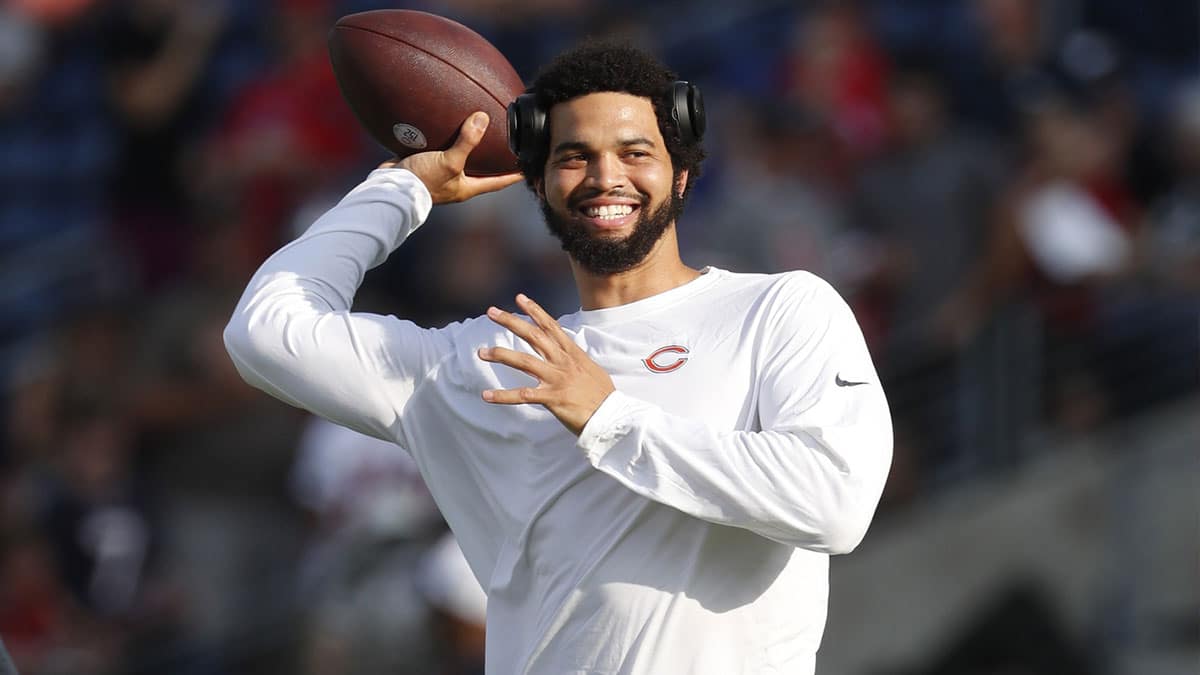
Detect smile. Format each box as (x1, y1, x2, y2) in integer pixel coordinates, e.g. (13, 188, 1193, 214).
(573, 198, 642, 230)
(583, 204, 635, 219)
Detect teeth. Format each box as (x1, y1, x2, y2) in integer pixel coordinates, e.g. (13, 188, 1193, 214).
(585, 204, 634, 219)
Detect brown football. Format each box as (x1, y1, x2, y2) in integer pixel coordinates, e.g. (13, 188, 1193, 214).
(328, 10, 524, 176)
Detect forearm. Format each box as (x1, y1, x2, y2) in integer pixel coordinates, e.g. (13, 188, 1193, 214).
(244, 168, 430, 301)
(113, 20, 221, 128)
(578, 391, 893, 554)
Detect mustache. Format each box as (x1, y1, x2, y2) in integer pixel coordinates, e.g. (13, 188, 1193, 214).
(567, 190, 649, 210)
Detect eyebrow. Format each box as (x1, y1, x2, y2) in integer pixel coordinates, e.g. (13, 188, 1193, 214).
(550, 137, 658, 156)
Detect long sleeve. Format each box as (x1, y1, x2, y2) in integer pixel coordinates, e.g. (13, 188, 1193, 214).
(223, 168, 458, 442)
(577, 276, 893, 554)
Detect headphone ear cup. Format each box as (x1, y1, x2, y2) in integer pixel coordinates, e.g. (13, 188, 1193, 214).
(670, 81, 706, 145)
(507, 94, 546, 164)
(686, 82, 706, 142)
(506, 99, 523, 158)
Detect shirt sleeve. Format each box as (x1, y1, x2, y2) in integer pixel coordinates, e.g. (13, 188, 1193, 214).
(577, 274, 893, 554)
(223, 168, 458, 442)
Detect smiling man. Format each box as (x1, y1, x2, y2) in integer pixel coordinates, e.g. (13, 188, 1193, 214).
(225, 41, 893, 674)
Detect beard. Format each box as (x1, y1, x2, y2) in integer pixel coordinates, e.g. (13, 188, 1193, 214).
(539, 188, 684, 276)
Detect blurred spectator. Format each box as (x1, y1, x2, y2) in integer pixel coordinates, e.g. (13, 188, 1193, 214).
(1141, 83, 1200, 291)
(0, 8, 44, 110)
(408, 209, 525, 327)
(292, 417, 444, 675)
(100, 0, 229, 290)
(856, 62, 1009, 355)
(1079, 0, 1200, 116)
(435, 0, 595, 80)
(291, 418, 441, 544)
(365, 186, 576, 327)
(0, 527, 107, 674)
(126, 215, 307, 661)
(38, 391, 206, 674)
(416, 533, 487, 675)
(41, 393, 155, 620)
(4, 304, 135, 476)
(1085, 81, 1200, 417)
(0, 4, 120, 388)
(1, 303, 209, 674)
(852, 61, 1008, 490)
(199, 0, 365, 264)
(945, 89, 1155, 431)
(776, 1, 890, 162)
(699, 98, 852, 282)
(943, 0, 1062, 138)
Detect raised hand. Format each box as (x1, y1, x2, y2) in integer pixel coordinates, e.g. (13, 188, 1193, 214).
(382, 112, 522, 204)
(478, 294, 616, 435)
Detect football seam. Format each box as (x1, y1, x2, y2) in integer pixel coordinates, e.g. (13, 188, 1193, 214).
(335, 24, 515, 112)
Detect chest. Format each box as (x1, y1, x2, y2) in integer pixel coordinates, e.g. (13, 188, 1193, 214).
(578, 318, 762, 431)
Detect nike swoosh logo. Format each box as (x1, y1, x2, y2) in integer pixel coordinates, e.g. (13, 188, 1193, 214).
(835, 374, 869, 387)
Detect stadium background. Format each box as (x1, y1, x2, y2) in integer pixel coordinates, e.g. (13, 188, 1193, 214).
(0, 0, 1196, 673)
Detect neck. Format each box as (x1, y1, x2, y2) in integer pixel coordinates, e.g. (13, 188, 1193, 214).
(570, 225, 702, 310)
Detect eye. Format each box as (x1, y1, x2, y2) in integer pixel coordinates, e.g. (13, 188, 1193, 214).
(555, 153, 586, 166)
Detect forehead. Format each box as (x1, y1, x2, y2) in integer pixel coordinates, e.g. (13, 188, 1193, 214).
(547, 92, 663, 146)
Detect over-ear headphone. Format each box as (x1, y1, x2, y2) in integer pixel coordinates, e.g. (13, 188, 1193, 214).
(507, 81, 706, 166)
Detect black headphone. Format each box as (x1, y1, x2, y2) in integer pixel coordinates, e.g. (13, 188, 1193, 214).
(506, 81, 706, 165)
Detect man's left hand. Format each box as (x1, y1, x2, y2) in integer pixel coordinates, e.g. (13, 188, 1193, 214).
(478, 294, 615, 435)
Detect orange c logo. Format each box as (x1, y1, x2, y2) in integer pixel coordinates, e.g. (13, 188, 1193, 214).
(643, 345, 689, 373)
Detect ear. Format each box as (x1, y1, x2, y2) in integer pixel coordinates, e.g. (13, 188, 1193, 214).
(534, 176, 545, 200)
(674, 169, 689, 199)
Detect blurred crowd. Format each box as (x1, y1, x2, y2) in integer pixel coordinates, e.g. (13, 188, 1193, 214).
(0, 0, 1196, 673)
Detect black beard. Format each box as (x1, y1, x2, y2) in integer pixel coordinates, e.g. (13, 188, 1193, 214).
(540, 191, 684, 275)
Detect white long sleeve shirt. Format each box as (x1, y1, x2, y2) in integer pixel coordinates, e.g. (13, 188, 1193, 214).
(224, 169, 893, 674)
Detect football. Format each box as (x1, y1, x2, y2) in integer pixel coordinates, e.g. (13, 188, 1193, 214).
(328, 10, 524, 176)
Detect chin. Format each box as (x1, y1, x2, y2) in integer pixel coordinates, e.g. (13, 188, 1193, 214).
(585, 223, 636, 239)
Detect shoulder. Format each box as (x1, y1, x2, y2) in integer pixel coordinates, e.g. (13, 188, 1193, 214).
(442, 313, 502, 346)
(714, 268, 844, 312)
(694, 268, 853, 347)
(440, 312, 531, 353)
(721, 270, 856, 350)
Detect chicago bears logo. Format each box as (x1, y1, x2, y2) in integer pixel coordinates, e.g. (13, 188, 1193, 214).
(643, 345, 689, 373)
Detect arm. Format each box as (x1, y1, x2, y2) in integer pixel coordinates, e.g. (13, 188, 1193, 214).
(108, 4, 226, 129)
(222, 167, 437, 439)
(580, 278, 893, 554)
(224, 113, 521, 439)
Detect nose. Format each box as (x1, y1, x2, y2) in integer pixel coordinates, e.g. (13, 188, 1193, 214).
(584, 152, 626, 192)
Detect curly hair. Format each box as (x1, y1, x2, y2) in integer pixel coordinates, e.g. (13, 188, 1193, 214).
(517, 39, 707, 199)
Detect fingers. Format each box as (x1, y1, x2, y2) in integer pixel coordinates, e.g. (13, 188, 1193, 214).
(485, 295, 574, 358)
(486, 306, 556, 357)
(515, 294, 574, 351)
(477, 343, 551, 405)
(462, 172, 524, 196)
(481, 386, 545, 404)
(477, 346, 552, 380)
(390, 111, 521, 202)
(442, 112, 490, 170)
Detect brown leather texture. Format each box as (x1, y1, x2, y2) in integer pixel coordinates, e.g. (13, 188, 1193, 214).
(329, 10, 524, 176)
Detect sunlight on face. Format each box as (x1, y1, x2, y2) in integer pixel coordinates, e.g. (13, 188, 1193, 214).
(538, 93, 687, 274)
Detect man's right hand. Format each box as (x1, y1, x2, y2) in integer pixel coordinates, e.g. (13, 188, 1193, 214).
(381, 112, 522, 204)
